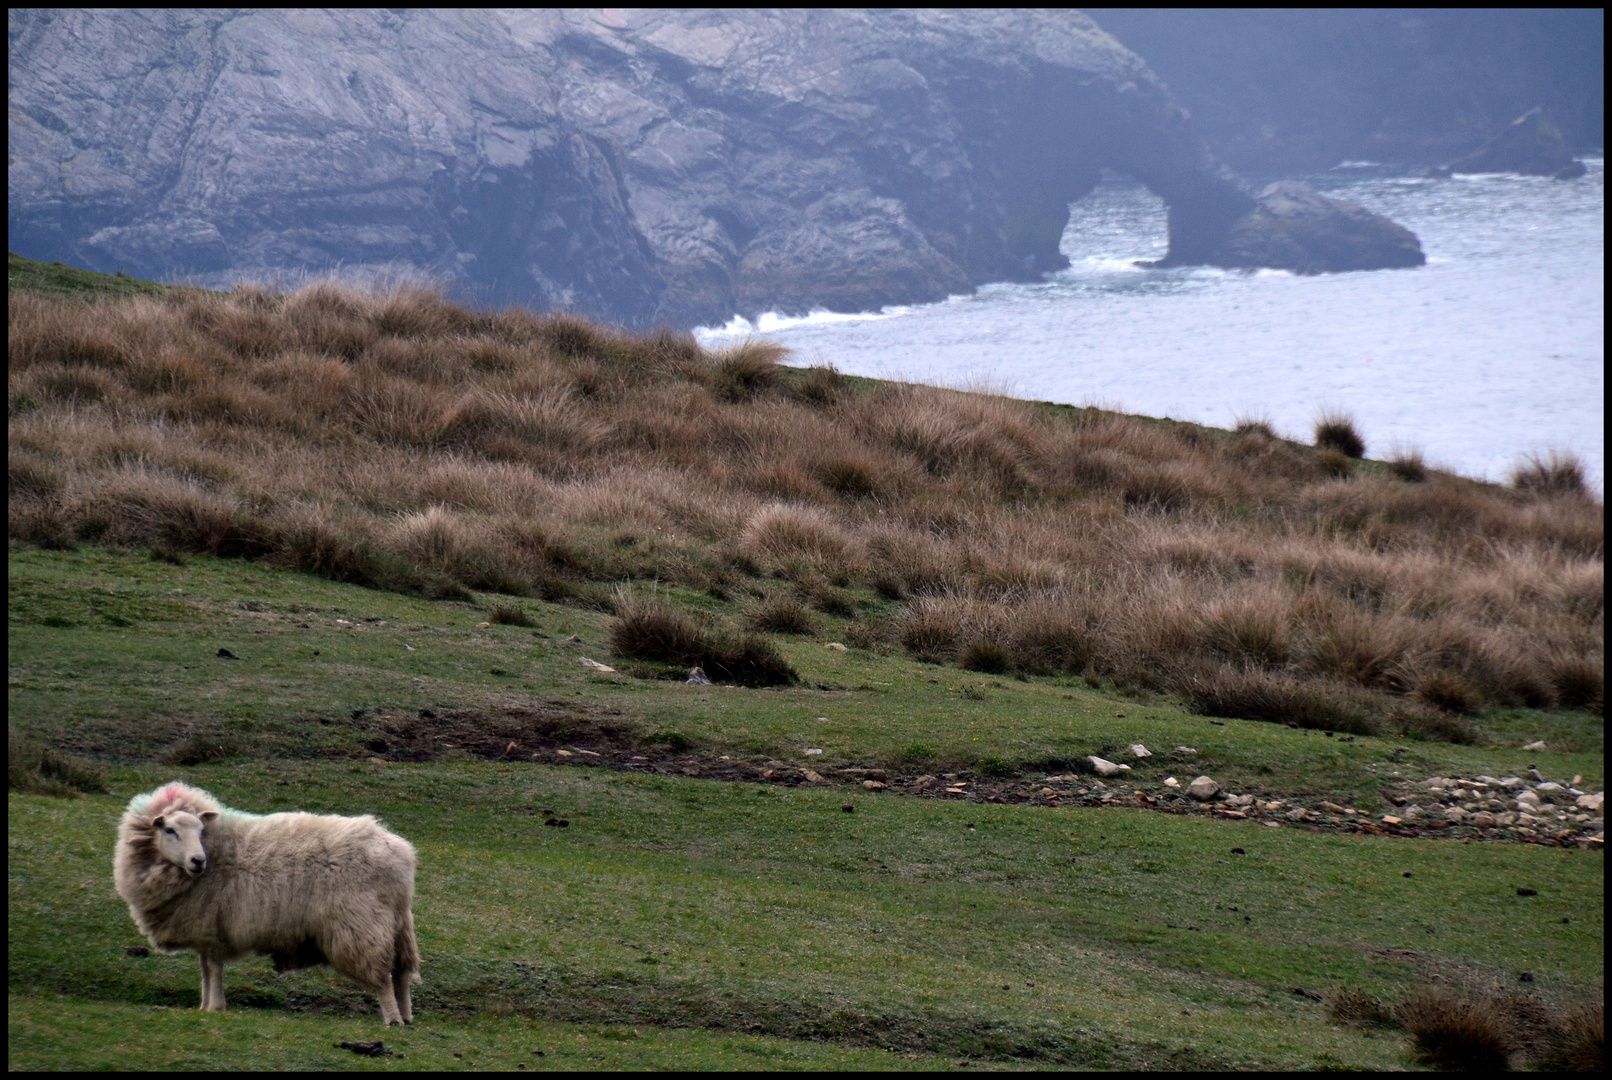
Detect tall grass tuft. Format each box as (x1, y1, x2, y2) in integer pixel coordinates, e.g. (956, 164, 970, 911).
(9, 725, 108, 798)
(1511, 451, 1588, 498)
(609, 592, 796, 686)
(1314, 411, 1366, 458)
(1395, 991, 1514, 1071)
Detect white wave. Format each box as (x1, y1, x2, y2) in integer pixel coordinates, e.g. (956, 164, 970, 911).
(1334, 160, 1383, 168)
(1067, 255, 1149, 274)
(694, 305, 913, 341)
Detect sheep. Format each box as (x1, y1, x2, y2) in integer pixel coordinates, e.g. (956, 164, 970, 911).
(113, 781, 420, 1025)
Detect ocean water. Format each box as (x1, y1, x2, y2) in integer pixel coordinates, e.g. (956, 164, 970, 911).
(697, 160, 1605, 492)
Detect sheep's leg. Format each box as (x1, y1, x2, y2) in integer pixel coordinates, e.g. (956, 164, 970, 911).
(199, 954, 227, 1011)
(375, 977, 403, 1027)
(391, 966, 413, 1025)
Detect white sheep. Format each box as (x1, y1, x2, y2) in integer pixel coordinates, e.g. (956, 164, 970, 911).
(114, 781, 420, 1025)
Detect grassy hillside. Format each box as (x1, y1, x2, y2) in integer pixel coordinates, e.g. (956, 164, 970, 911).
(8, 256, 1604, 1070)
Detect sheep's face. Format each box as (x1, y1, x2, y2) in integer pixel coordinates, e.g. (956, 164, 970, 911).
(152, 810, 219, 876)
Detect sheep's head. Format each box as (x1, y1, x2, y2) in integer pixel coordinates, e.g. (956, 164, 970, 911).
(151, 810, 219, 876)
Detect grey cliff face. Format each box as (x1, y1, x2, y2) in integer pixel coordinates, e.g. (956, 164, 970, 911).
(9, 9, 1423, 327)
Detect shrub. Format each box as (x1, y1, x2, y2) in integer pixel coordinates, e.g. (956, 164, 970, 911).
(1395, 991, 1514, 1072)
(8, 725, 108, 798)
(1511, 451, 1587, 498)
(959, 636, 1011, 674)
(1314, 411, 1366, 458)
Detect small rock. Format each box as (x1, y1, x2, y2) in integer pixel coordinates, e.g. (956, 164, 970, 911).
(804, 748, 824, 756)
(1174, 746, 1197, 755)
(476, 621, 492, 629)
(1087, 755, 1131, 777)
(557, 819, 569, 828)
(802, 770, 827, 784)
(366, 756, 389, 766)
(578, 657, 616, 672)
(1498, 777, 1525, 790)
(1382, 815, 1403, 825)
(1444, 807, 1467, 824)
(1230, 847, 1245, 854)
(912, 775, 938, 790)
(1402, 871, 1413, 878)
(1534, 781, 1565, 794)
(1518, 972, 1535, 983)
(563, 634, 582, 643)
(1471, 811, 1497, 829)
(554, 749, 573, 757)
(824, 642, 848, 651)
(1129, 744, 1152, 758)
(842, 804, 855, 812)
(1574, 793, 1603, 813)
(863, 780, 887, 790)
(1528, 768, 1547, 783)
(576, 749, 600, 757)
(686, 666, 712, 685)
(1516, 887, 1538, 897)
(1163, 777, 1179, 788)
(1187, 776, 1220, 802)
(1318, 801, 1347, 815)
(126, 945, 150, 957)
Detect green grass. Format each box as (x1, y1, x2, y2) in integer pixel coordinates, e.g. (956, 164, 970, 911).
(7, 543, 1604, 1069)
(8, 251, 179, 302)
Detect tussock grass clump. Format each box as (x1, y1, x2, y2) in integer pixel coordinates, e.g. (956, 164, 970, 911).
(609, 592, 796, 686)
(1533, 1002, 1603, 1073)
(1394, 991, 1514, 1071)
(1511, 451, 1588, 498)
(1184, 667, 1383, 735)
(489, 604, 535, 627)
(1314, 410, 1366, 458)
(1388, 448, 1428, 483)
(8, 725, 107, 798)
(8, 273, 1601, 722)
(1326, 988, 1396, 1028)
(746, 594, 819, 636)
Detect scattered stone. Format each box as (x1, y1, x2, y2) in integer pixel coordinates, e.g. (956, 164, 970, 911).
(563, 634, 582, 644)
(578, 657, 616, 672)
(802, 770, 827, 784)
(1444, 807, 1467, 824)
(1534, 782, 1565, 794)
(1575, 793, 1603, 813)
(1087, 756, 1131, 778)
(1498, 777, 1524, 791)
(912, 775, 939, 791)
(1516, 887, 1538, 897)
(1230, 847, 1245, 854)
(576, 749, 600, 757)
(1163, 777, 1179, 788)
(1421, 777, 1452, 790)
(1402, 871, 1413, 878)
(1382, 815, 1403, 825)
(366, 756, 389, 766)
(824, 642, 848, 651)
(476, 621, 492, 629)
(126, 945, 150, 957)
(840, 769, 887, 781)
(216, 647, 240, 659)
(1471, 811, 1497, 829)
(554, 749, 573, 757)
(1187, 776, 1220, 802)
(1129, 744, 1152, 758)
(1318, 801, 1347, 815)
(804, 748, 824, 756)
(1174, 746, 1197, 755)
(1518, 972, 1535, 983)
(685, 666, 712, 685)
(1528, 768, 1547, 783)
(863, 780, 887, 790)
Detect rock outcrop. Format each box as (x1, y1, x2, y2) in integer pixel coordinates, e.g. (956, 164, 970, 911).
(1201, 181, 1425, 274)
(8, 9, 1427, 327)
(1439, 109, 1588, 179)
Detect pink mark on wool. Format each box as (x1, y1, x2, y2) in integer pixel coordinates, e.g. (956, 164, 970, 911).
(147, 782, 190, 815)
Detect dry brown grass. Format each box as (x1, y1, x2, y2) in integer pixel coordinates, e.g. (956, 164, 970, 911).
(8, 282, 1602, 724)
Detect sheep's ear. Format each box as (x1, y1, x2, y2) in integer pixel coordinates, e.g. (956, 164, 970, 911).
(199, 811, 219, 823)
(152, 815, 166, 828)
